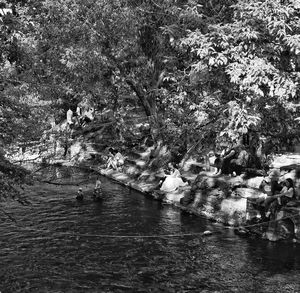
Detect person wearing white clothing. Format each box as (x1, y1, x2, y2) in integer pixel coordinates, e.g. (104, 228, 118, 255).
(66, 108, 73, 125)
(160, 163, 188, 193)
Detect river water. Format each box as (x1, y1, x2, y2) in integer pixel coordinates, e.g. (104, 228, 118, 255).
(0, 168, 300, 292)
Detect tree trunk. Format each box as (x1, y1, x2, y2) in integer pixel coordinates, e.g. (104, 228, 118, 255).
(124, 78, 155, 117)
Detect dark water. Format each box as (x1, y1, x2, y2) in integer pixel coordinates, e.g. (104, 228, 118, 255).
(0, 169, 300, 293)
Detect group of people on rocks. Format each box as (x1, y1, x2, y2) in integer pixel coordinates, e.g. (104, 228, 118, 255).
(211, 139, 250, 177)
(207, 139, 300, 221)
(66, 100, 95, 129)
(253, 169, 300, 221)
(106, 148, 125, 171)
(74, 126, 300, 228)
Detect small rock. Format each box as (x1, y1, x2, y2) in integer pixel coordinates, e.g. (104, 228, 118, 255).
(202, 230, 213, 236)
(234, 227, 250, 237)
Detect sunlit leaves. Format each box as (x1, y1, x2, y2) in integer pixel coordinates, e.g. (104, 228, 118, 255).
(218, 101, 261, 143)
(1, 0, 300, 158)
(285, 34, 300, 54)
(180, 0, 300, 147)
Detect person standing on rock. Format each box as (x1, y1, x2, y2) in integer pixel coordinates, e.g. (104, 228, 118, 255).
(76, 105, 82, 117)
(67, 108, 73, 127)
(76, 104, 83, 126)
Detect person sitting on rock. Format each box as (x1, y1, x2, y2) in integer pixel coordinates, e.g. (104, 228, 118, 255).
(254, 169, 282, 221)
(267, 178, 296, 217)
(213, 144, 237, 176)
(106, 148, 116, 169)
(221, 143, 241, 175)
(212, 152, 222, 174)
(147, 140, 163, 169)
(160, 162, 188, 193)
(180, 174, 206, 206)
(229, 145, 249, 175)
(114, 150, 125, 170)
(76, 188, 84, 201)
(216, 140, 248, 176)
(81, 108, 94, 127)
(106, 148, 125, 170)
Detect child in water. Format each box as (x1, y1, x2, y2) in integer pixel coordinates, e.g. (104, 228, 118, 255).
(76, 188, 84, 201)
(93, 177, 102, 201)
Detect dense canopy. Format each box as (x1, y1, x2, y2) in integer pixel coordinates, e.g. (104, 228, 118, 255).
(0, 0, 300, 190)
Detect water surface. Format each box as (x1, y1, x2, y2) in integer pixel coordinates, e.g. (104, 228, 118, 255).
(0, 169, 300, 292)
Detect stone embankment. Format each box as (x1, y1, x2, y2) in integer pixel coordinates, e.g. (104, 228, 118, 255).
(91, 146, 300, 243)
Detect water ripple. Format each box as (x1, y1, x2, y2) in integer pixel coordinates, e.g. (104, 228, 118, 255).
(0, 172, 300, 292)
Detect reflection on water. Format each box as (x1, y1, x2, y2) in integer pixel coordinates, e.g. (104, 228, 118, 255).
(0, 169, 300, 292)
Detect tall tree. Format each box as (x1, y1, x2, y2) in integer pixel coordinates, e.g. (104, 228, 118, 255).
(180, 0, 300, 150)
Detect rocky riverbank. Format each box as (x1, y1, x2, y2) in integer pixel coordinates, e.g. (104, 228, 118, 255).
(90, 146, 300, 243)
(8, 121, 300, 243)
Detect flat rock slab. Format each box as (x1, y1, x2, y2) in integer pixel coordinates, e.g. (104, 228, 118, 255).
(271, 153, 300, 169)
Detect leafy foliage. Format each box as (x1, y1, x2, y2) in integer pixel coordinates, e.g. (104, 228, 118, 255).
(181, 0, 300, 149)
(0, 0, 300, 186)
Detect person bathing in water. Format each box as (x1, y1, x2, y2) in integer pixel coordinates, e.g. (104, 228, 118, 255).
(93, 177, 102, 201)
(76, 188, 84, 201)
